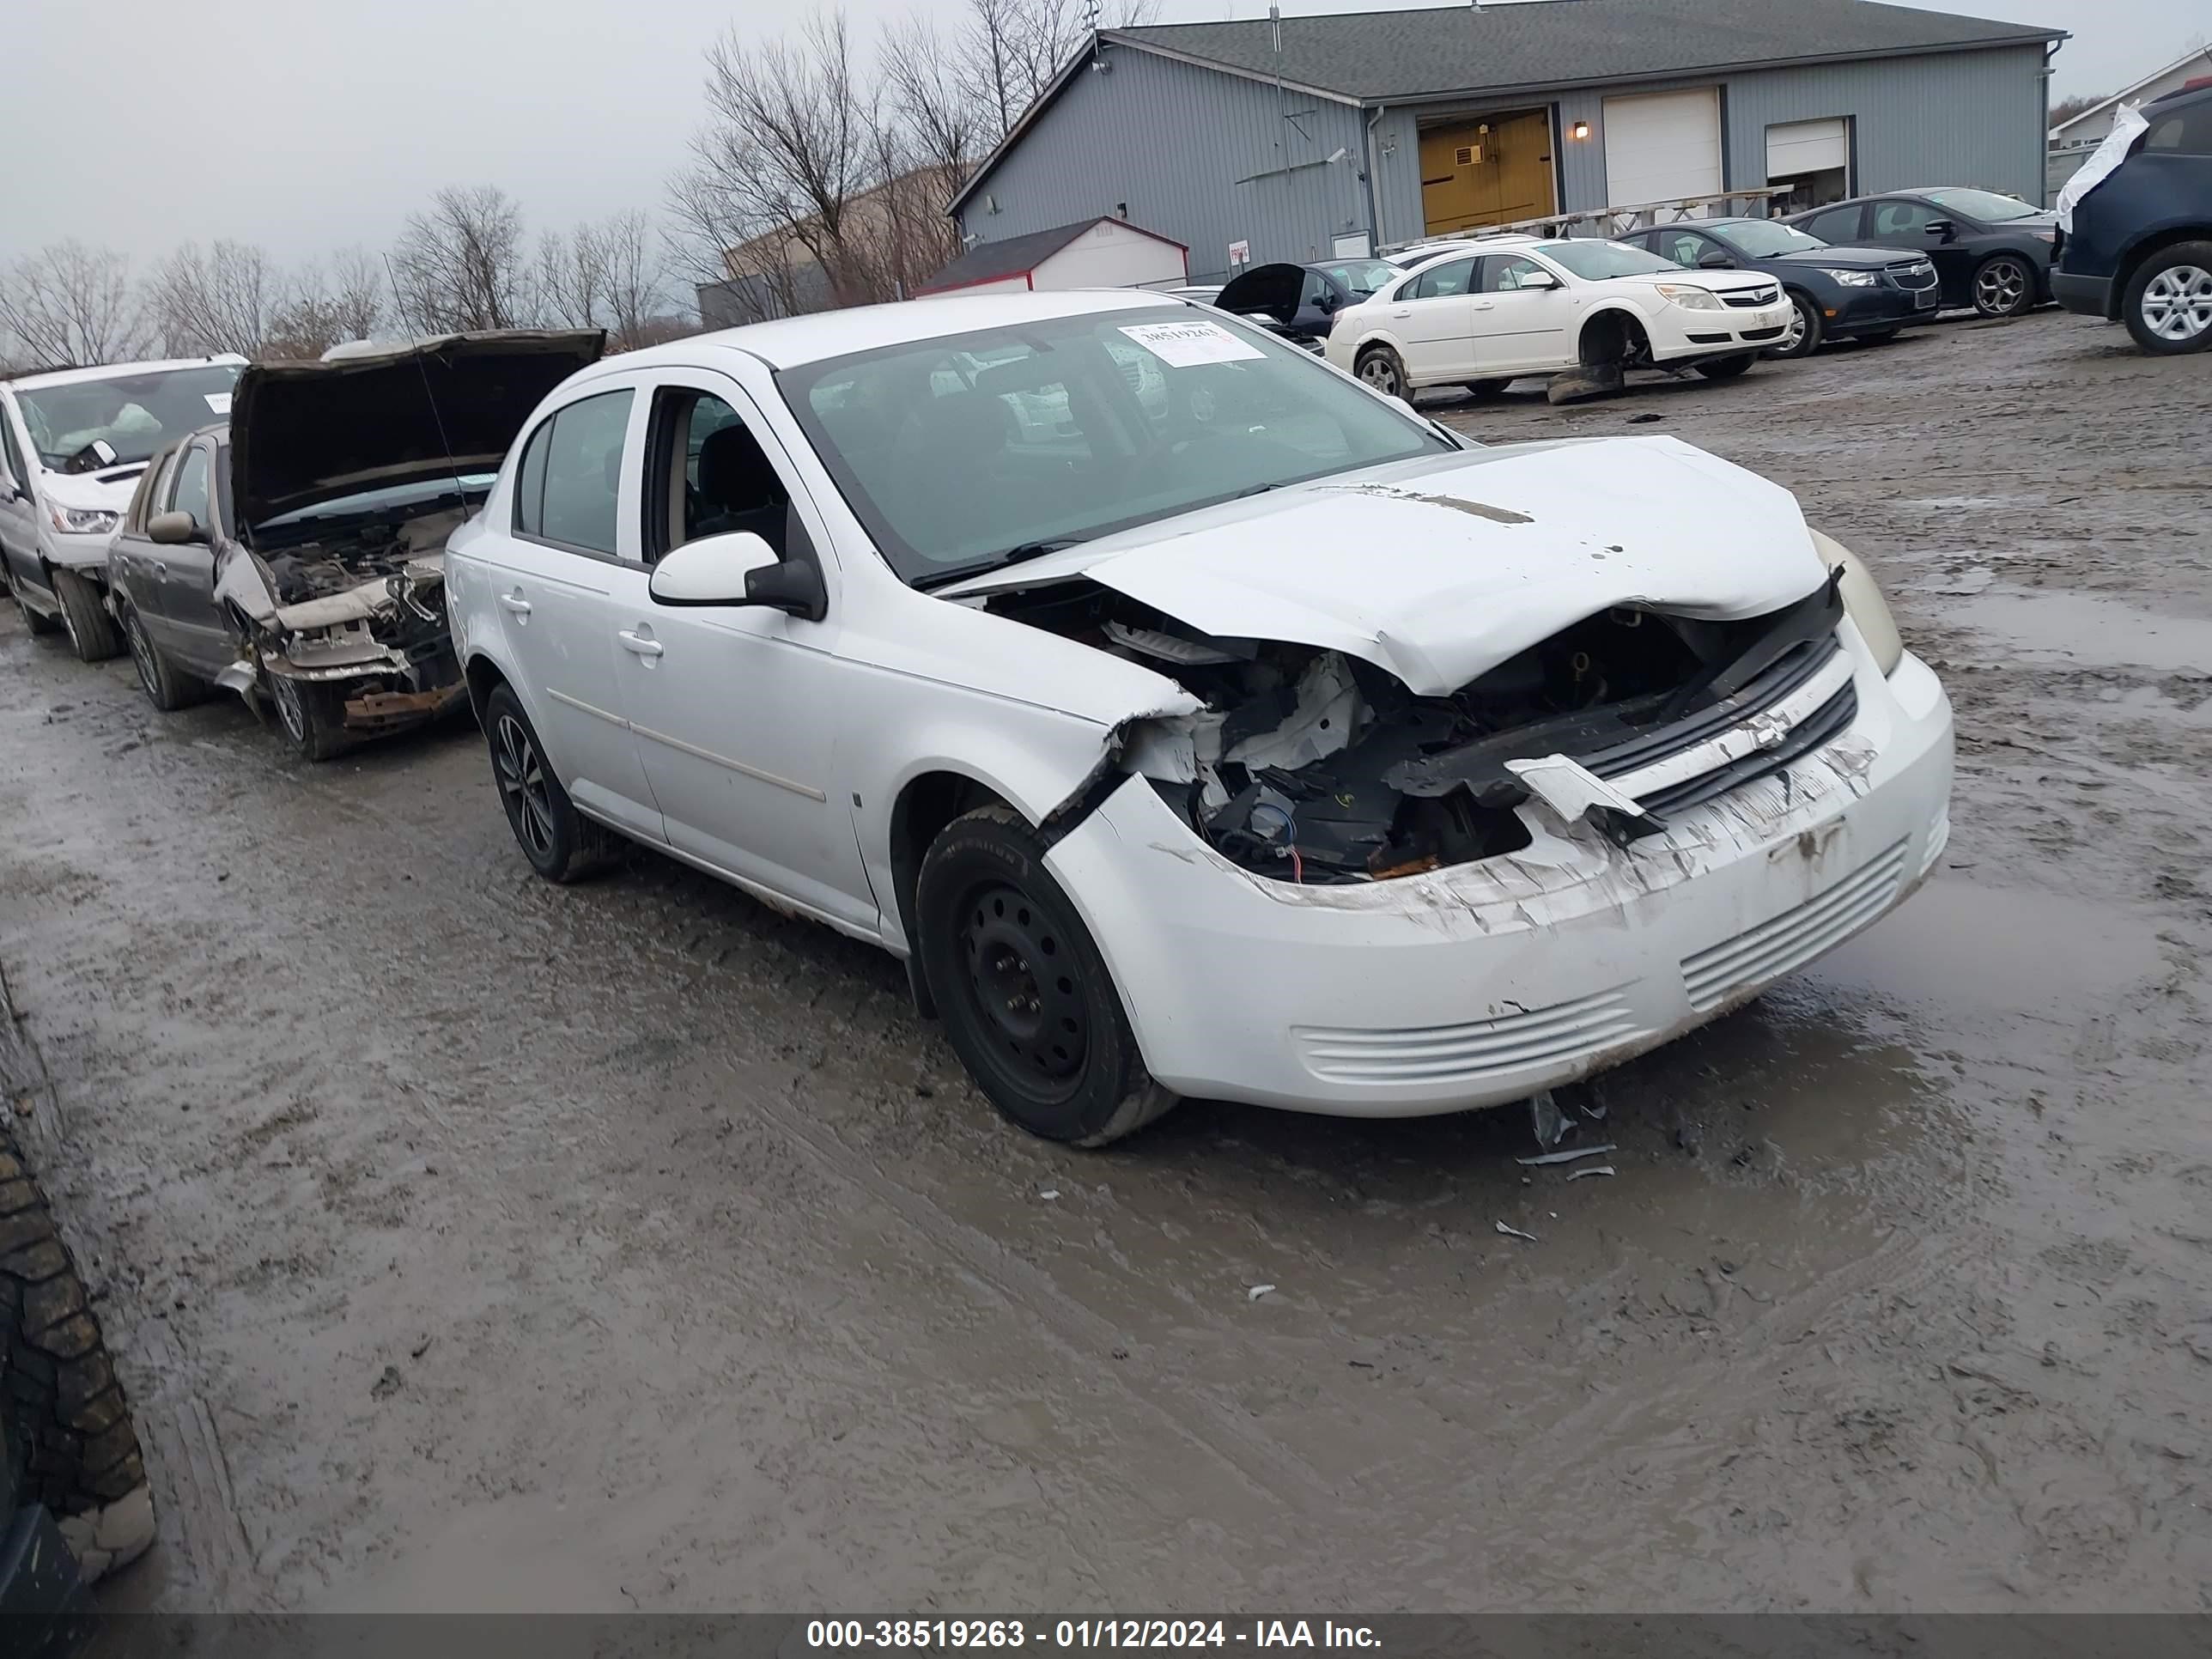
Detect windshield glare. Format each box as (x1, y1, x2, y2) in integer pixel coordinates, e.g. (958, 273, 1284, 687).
(1923, 187, 2038, 222)
(1319, 259, 1401, 295)
(781, 308, 1452, 586)
(1720, 220, 1826, 256)
(15, 364, 241, 470)
(1537, 240, 1682, 280)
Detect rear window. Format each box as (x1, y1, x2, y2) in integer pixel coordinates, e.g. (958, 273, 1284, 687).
(2142, 102, 2212, 157)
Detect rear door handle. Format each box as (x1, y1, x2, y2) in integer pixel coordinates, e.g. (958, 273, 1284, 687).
(1474, 301, 1496, 311)
(499, 590, 532, 616)
(617, 629, 663, 658)
(153, 560, 168, 577)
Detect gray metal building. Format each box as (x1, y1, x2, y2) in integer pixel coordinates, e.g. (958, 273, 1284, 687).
(949, 0, 2065, 283)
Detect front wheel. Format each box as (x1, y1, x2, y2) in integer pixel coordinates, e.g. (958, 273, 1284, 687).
(1972, 254, 2035, 318)
(916, 805, 1178, 1146)
(1770, 293, 1823, 358)
(2124, 241, 2212, 354)
(1355, 344, 1407, 400)
(53, 568, 121, 663)
(266, 672, 357, 763)
(1695, 353, 1755, 381)
(482, 684, 618, 882)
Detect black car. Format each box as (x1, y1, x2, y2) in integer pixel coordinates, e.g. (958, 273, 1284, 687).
(2053, 78, 2212, 354)
(1621, 216, 1940, 356)
(1788, 188, 2057, 317)
(1212, 260, 1399, 349)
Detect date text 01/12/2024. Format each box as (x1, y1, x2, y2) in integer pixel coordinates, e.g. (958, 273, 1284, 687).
(805, 1620, 1382, 1649)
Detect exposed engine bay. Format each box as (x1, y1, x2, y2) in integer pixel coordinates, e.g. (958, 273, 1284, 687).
(988, 575, 1852, 884)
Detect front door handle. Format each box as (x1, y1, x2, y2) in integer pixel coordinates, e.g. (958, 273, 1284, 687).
(1391, 307, 1412, 318)
(499, 589, 532, 616)
(617, 629, 663, 658)
(1474, 301, 1496, 311)
(153, 560, 169, 577)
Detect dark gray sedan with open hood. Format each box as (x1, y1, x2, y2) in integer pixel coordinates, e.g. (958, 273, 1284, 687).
(106, 330, 602, 759)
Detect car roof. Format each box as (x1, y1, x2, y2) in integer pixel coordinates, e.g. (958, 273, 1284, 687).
(619, 288, 1191, 373)
(1, 354, 248, 393)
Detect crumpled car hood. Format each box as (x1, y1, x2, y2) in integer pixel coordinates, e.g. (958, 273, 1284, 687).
(943, 436, 1832, 697)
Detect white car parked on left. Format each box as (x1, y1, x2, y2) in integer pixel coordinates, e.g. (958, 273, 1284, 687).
(447, 289, 1949, 1146)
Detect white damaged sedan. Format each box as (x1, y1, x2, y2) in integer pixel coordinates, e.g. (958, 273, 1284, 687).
(447, 290, 1952, 1146)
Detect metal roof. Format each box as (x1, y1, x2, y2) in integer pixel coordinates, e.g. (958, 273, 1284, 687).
(1112, 0, 2062, 105)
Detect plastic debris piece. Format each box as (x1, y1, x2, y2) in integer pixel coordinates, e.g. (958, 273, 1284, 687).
(1038, 1189, 1060, 1200)
(1567, 1165, 1617, 1181)
(1495, 1221, 1539, 1243)
(1248, 1284, 1276, 1301)
(1516, 1142, 1617, 1167)
(1528, 1089, 1568, 1149)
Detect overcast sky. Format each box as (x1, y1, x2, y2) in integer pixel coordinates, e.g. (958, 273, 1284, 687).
(11, 0, 2189, 276)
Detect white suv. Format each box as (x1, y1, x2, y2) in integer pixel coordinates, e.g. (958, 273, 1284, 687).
(0, 356, 246, 659)
(1326, 236, 1794, 398)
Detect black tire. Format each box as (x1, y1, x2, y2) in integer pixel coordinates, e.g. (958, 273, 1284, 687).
(2122, 240, 2212, 355)
(916, 805, 1177, 1146)
(52, 568, 120, 663)
(483, 683, 619, 882)
(1972, 253, 2035, 318)
(1770, 292, 1823, 359)
(2, 1122, 155, 1585)
(1462, 378, 1512, 398)
(8, 574, 63, 636)
(1354, 344, 1407, 400)
(119, 602, 205, 713)
(266, 672, 357, 763)
(1695, 353, 1756, 380)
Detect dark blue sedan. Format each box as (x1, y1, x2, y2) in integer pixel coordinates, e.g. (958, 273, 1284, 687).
(1623, 216, 1942, 357)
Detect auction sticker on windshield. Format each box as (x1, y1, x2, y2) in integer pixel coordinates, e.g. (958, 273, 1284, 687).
(204, 392, 233, 413)
(1119, 320, 1267, 368)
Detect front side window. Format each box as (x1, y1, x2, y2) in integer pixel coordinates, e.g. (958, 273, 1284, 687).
(1651, 232, 1708, 268)
(1804, 204, 1864, 242)
(781, 307, 1450, 587)
(0, 410, 29, 489)
(1481, 255, 1553, 292)
(1409, 258, 1478, 299)
(514, 388, 633, 556)
(647, 388, 791, 561)
(170, 445, 211, 530)
(12, 364, 239, 471)
(1871, 200, 1942, 235)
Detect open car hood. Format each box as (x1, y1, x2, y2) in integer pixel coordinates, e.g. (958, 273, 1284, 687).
(1213, 263, 1304, 326)
(229, 330, 604, 532)
(941, 436, 1832, 697)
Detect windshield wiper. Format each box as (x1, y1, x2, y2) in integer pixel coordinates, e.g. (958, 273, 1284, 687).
(914, 537, 1086, 592)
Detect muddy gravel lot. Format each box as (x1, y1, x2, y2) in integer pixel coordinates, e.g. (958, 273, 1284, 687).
(2, 309, 2208, 1614)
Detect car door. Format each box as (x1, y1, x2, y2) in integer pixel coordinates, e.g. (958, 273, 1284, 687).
(474, 380, 666, 842)
(1798, 203, 1868, 246)
(154, 440, 233, 674)
(612, 368, 875, 933)
(106, 445, 176, 645)
(1386, 256, 1481, 380)
(1474, 253, 1578, 372)
(0, 404, 39, 599)
(1865, 198, 1975, 303)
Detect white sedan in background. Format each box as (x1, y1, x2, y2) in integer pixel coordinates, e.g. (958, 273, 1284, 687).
(447, 289, 1949, 1147)
(1326, 234, 1796, 398)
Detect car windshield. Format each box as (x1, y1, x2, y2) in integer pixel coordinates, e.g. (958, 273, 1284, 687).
(1319, 259, 1401, 295)
(258, 472, 498, 530)
(1718, 220, 1826, 256)
(14, 364, 241, 471)
(1536, 240, 1682, 280)
(781, 307, 1453, 587)
(1923, 188, 2039, 223)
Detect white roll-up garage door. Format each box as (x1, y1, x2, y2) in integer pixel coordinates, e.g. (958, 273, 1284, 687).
(1766, 118, 1849, 179)
(1602, 88, 1723, 207)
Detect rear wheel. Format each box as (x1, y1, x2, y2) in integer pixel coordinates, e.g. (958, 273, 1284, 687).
(1355, 345, 1407, 399)
(483, 684, 618, 882)
(1972, 254, 2034, 318)
(120, 602, 204, 712)
(266, 672, 356, 763)
(916, 805, 1177, 1146)
(1771, 292, 1823, 358)
(52, 569, 120, 663)
(2123, 242, 2212, 355)
(1695, 353, 1755, 380)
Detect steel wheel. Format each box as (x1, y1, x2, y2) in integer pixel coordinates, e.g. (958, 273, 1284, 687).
(1973, 257, 2030, 317)
(493, 713, 555, 863)
(2142, 264, 2212, 344)
(961, 882, 1087, 1093)
(1357, 349, 1404, 398)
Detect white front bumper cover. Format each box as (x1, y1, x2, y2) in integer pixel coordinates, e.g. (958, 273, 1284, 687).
(1044, 640, 1952, 1116)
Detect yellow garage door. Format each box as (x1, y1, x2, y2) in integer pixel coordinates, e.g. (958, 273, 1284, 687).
(1420, 110, 1558, 234)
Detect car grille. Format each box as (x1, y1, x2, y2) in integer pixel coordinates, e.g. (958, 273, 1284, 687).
(1680, 839, 1908, 1011)
(1723, 284, 1780, 307)
(1887, 260, 1938, 291)
(1295, 986, 1650, 1086)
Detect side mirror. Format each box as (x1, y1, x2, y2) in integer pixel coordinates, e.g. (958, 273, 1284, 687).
(648, 531, 826, 622)
(1697, 252, 1733, 270)
(148, 510, 204, 545)
(1517, 270, 1560, 289)
(1924, 219, 1956, 240)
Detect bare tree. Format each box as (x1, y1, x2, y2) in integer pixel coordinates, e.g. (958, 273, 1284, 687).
(325, 246, 386, 343)
(597, 210, 666, 348)
(885, 10, 987, 183)
(147, 240, 276, 357)
(962, 0, 1157, 141)
(536, 224, 610, 330)
(0, 241, 146, 367)
(389, 185, 532, 333)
